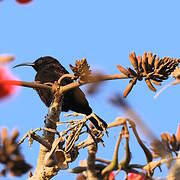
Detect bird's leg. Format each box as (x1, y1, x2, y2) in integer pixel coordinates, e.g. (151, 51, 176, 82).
(91, 113, 108, 135)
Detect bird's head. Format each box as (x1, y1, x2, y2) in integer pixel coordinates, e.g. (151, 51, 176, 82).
(13, 56, 60, 71)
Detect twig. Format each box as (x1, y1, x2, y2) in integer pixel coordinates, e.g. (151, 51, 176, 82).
(18, 128, 42, 145)
(1, 80, 51, 90)
(31, 133, 51, 150)
(1, 73, 129, 97)
(107, 117, 127, 128)
(61, 113, 96, 136)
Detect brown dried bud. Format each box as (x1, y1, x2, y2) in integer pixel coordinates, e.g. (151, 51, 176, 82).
(170, 134, 178, 151)
(147, 52, 156, 69)
(123, 78, 137, 98)
(129, 52, 138, 71)
(127, 68, 137, 77)
(151, 79, 161, 86)
(117, 65, 129, 77)
(142, 52, 148, 74)
(145, 78, 156, 92)
(11, 129, 19, 142)
(1, 128, 8, 143)
(157, 58, 171, 73)
(150, 76, 163, 82)
(154, 57, 161, 70)
(161, 133, 171, 142)
(137, 55, 142, 72)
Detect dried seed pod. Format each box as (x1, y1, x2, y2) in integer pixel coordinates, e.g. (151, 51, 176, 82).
(137, 55, 142, 72)
(161, 133, 171, 142)
(129, 52, 138, 71)
(153, 73, 164, 78)
(127, 67, 137, 77)
(157, 58, 171, 73)
(170, 134, 178, 151)
(117, 65, 129, 77)
(1, 128, 8, 143)
(170, 63, 179, 72)
(167, 60, 176, 69)
(150, 76, 163, 82)
(12, 129, 19, 139)
(157, 75, 169, 80)
(142, 52, 148, 74)
(147, 52, 155, 69)
(145, 78, 156, 92)
(153, 73, 168, 80)
(151, 79, 161, 86)
(161, 133, 171, 151)
(123, 78, 137, 98)
(154, 57, 160, 69)
(162, 57, 170, 63)
(152, 55, 157, 67)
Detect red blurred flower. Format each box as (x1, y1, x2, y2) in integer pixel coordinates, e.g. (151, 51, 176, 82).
(0, 66, 19, 100)
(16, 0, 32, 4)
(127, 173, 145, 180)
(109, 171, 115, 180)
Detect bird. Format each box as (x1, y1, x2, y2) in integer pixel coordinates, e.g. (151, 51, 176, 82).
(13, 56, 107, 131)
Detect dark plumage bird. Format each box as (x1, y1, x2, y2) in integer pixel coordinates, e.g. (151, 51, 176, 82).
(13, 56, 107, 131)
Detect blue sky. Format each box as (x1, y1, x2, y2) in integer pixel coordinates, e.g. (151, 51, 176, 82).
(0, 1, 180, 179)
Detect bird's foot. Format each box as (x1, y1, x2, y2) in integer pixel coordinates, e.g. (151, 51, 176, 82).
(91, 113, 108, 136)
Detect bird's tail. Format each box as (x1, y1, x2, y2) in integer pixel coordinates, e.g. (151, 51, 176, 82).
(89, 114, 107, 131)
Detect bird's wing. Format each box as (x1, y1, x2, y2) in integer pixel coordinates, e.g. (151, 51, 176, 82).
(63, 87, 92, 115)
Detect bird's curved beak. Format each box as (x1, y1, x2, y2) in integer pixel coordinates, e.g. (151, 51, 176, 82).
(13, 62, 35, 69)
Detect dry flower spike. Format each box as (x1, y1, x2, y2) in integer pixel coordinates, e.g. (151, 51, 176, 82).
(0, 128, 31, 176)
(117, 51, 180, 97)
(69, 58, 91, 81)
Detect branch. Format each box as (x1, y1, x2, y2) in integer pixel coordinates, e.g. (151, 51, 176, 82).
(18, 128, 51, 150)
(87, 133, 99, 180)
(1, 80, 51, 90)
(1, 73, 128, 95)
(28, 83, 63, 180)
